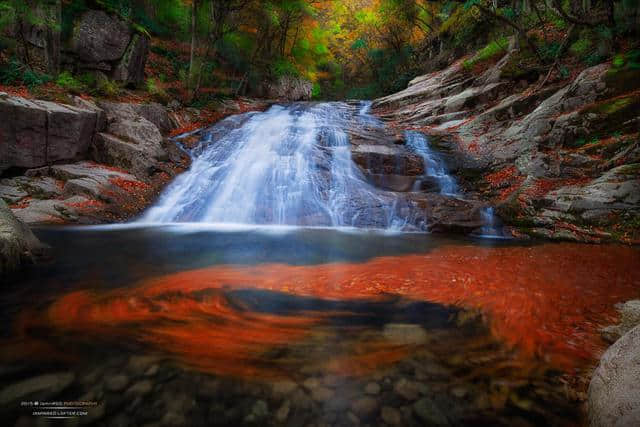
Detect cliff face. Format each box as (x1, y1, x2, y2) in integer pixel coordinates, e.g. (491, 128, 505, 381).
(373, 46, 640, 243)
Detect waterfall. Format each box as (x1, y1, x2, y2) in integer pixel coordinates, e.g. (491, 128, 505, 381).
(404, 131, 458, 195)
(140, 103, 407, 229)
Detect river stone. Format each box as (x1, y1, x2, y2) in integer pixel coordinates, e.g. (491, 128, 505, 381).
(275, 400, 290, 423)
(244, 400, 269, 424)
(0, 372, 75, 405)
(364, 382, 381, 395)
(381, 406, 402, 425)
(311, 386, 334, 402)
(413, 397, 449, 425)
(126, 380, 153, 396)
(394, 378, 421, 401)
(71, 10, 131, 63)
(588, 325, 640, 427)
(350, 396, 378, 418)
(383, 323, 429, 346)
(271, 379, 298, 395)
(105, 374, 130, 392)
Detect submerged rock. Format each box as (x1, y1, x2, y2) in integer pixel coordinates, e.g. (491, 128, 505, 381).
(0, 372, 75, 405)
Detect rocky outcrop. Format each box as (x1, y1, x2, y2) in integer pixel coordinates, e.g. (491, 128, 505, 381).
(68, 10, 149, 86)
(265, 76, 313, 101)
(23, 8, 149, 86)
(0, 200, 44, 280)
(0, 93, 99, 173)
(588, 324, 640, 427)
(373, 48, 640, 242)
(0, 94, 189, 226)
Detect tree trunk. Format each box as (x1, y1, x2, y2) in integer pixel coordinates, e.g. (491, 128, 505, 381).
(189, 0, 198, 87)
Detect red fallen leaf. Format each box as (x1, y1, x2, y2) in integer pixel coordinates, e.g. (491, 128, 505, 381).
(14, 243, 639, 378)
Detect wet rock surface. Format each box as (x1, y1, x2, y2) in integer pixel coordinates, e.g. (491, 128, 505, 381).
(373, 50, 640, 242)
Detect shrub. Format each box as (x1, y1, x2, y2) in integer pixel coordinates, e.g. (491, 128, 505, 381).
(0, 58, 52, 88)
(146, 77, 169, 103)
(569, 38, 592, 57)
(55, 71, 85, 94)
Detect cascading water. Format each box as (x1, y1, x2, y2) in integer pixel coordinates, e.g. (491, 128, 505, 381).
(404, 131, 458, 195)
(140, 102, 407, 228)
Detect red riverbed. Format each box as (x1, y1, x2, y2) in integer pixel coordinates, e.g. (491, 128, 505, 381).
(13, 242, 640, 377)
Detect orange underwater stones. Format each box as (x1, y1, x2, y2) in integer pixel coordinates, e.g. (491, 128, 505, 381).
(17, 242, 640, 377)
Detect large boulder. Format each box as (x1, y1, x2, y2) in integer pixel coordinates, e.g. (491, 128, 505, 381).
(0, 200, 44, 280)
(588, 324, 640, 427)
(91, 101, 168, 180)
(71, 10, 131, 63)
(265, 76, 313, 101)
(0, 93, 98, 173)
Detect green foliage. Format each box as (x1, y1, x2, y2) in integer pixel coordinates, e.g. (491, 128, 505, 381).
(311, 82, 321, 99)
(146, 77, 169, 103)
(569, 38, 592, 57)
(95, 75, 120, 97)
(0, 58, 52, 88)
(272, 59, 300, 78)
(463, 37, 508, 70)
(55, 71, 85, 94)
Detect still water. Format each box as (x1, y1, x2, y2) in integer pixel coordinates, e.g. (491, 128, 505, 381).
(1, 225, 639, 426)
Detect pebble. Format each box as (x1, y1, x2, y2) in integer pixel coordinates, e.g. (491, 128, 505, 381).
(244, 400, 269, 423)
(126, 380, 153, 396)
(394, 378, 420, 400)
(311, 386, 334, 402)
(351, 396, 378, 418)
(383, 323, 429, 345)
(364, 382, 381, 395)
(381, 406, 402, 425)
(347, 411, 360, 425)
(272, 379, 298, 395)
(413, 397, 449, 425)
(275, 400, 291, 423)
(105, 374, 130, 392)
(303, 377, 321, 390)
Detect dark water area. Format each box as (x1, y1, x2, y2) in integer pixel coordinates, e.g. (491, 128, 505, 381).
(1, 225, 639, 426)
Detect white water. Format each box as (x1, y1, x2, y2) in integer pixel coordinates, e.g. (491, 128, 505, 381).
(404, 131, 458, 195)
(140, 103, 409, 228)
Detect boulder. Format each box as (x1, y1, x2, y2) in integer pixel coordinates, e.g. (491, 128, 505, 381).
(91, 133, 160, 180)
(265, 76, 313, 101)
(71, 10, 131, 63)
(601, 300, 640, 343)
(588, 325, 640, 427)
(0, 94, 97, 172)
(112, 33, 150, 86)
(0, 200, 44, 279)
(351, 145, 425, 176)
